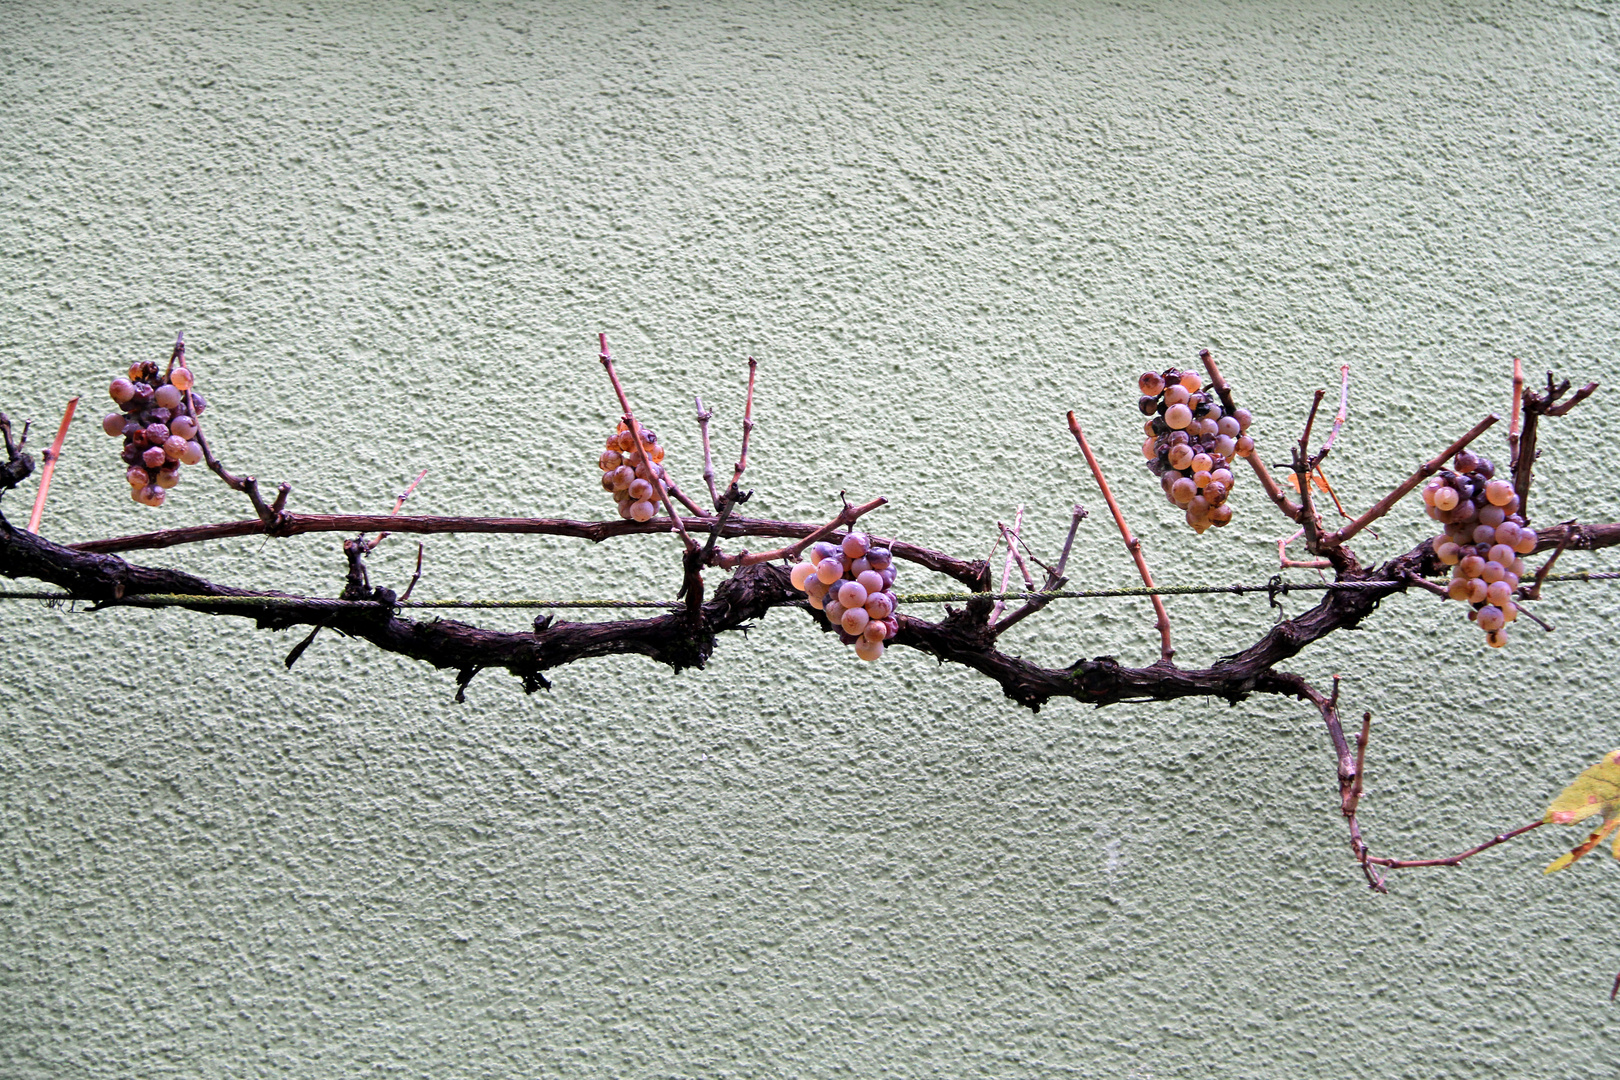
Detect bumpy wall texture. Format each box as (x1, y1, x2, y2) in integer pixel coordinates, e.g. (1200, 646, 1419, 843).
(3, 2, 1619, 1076)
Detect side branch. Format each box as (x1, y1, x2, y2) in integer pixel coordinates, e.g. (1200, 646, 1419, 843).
(1067, 412, 1173, 662)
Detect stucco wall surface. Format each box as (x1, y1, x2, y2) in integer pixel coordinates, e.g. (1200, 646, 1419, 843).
(2, 1, 1619, 1075)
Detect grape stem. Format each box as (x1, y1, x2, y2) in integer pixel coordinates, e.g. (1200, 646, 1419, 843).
(174, 332, 285, 527)
(1278, 527, 1330, 570)
(1066, 410, 1174, 664)
(25, 396, 77, 535)
(1199, 348, 1303, 525)
(0, 412, 33, 497)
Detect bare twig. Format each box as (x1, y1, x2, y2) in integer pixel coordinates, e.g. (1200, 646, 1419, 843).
(1508, 357, 1524, 470)
(26, 396, 77, 534)
(1365, 820, 1544, 869)
(1199, 349, 1303, 523)
(598, 333, 695, 551)
(729, 357, 757, 493)
(362, 468, 428, 551)
(1521, 522, 1575, 601)
(1315, 364, 1350, 461)
(399, 543, 424, 603)
(1067, 411, 1173, 663)
(989, 507, 1024, 624)
(1401, 571, 1451, 599)
(695, 395, 720, 510)
(1513, 602, 1554, 633)
(995, 503, 1087, 634)
(1514, 371, 1599, 517)
(1278, 528, 1331, 570)
(1325, 414, 1500, 550)
(710, 496, 888, 569)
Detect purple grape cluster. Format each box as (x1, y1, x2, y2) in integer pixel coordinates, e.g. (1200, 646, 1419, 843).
(599, 422, 671, 521)
(1423, 449, 1538, 648)
(789, 532, 900, 661)
(1137, 368, 1255, 533)
(102, 358, 206, 507)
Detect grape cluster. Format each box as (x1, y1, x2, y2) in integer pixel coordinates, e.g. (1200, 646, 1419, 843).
(599, 422, 672, 521)
(1423, 450, 1538, 648)
(1137, 368, 1255, 533)
(102, 358, 206, 507)
(789, 532, 900, 662)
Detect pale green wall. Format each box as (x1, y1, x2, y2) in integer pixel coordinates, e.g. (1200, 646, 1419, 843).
(3, 1, 1619, 1075)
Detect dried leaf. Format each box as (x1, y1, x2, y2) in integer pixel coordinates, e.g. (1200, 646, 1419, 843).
(1284, 469, 1333, 495)
(1542, 749, 1620, 873)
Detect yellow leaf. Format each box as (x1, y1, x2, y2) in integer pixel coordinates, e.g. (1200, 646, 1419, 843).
(1543, 749, 1620, 826)
(1546, 816, 1620, 873)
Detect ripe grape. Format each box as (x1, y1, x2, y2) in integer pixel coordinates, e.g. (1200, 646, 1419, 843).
(788, 531, 902, 662)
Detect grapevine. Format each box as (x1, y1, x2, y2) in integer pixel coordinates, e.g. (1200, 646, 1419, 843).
(0, 332, 1615, 915)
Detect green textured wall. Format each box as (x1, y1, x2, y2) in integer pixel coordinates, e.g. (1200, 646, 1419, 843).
(3, 1, 1619, 1075)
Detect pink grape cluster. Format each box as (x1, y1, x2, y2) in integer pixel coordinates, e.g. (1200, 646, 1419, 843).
(789, 532, 900, 662)
(599, 422, 671, 521)
(1138, 368, 1255, 533)
(102, 358, 206, 507)
(1424, 450, 1538, 648)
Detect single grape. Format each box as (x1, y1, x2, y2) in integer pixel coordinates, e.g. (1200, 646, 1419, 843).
(864, 592, 894, 620)
(126, 466, 149, 487)
(142, 445, 167, 469)
(841, 532, 870, 559)
(628, 478, 654, 501)
(1485, 479, 1515, 506)
(1476, 605, 1506, 632)
(856, 570, 883, 595)
(1165, 403, 1193, 430)
(1167, 444, 1195, 470)
(1179, 372, 1202, 392)
(1477, 504, 1505, 527)
(155, 466, 180, 489)
(866, 547, 893, 570)
(841, 607, 871, 636)
(120, 443, 143, 466)
(1436, 541, 1460, 565)
(1164, 385, 1191, 408)
(1488, 544, 1516, 567)
(837, 580, 869, 610)
(164, 435, 187, 461)
(816, 558, 845, 585)
(1171, 477, 1197, 504)
(598, 449, 621, 471)
(141, 484, 165, 507)
(1457, 554, 1485, 578)
(611, 465, 634, 490)
(630, 500, 656, 522)
(1471, 525, 1496, 546)
(862, 619, 889, 642)
(169, 366, 194, 391)
(1139, 371, 1165, 395)
(823, 599, 846, 626)
(1142, 436, 1158, 460)
(154, 384, 182, 411)
(805, 577, 830, 602)
(854, 638, 885, 662)
(1446, 576, 1471, 601)
(109, 378, 135, 404)
(170, 415, 197, 440)
(1485, 580, 1512, 607)
(102, 413, 125, 437)
(790, 561, 819, 591)
(1139, 396, 1159, 416)
(1513, 529, 1537, 555)
(1433, 487, 1459, 512)
(1208, 504, 1233, 526)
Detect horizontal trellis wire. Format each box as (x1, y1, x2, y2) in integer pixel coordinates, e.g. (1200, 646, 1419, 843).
(1, 571, 1617, 611)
